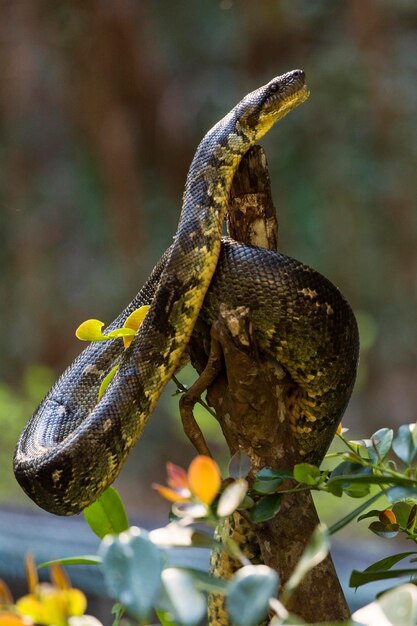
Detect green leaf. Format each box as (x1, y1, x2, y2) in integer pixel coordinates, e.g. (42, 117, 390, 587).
(111, 603, 125, 626)
(352, 584, 417, 626)
(293, 463, 322, 486)
(407, 504, 417, 532)
(155, 609, 177, 626)
(239, 495, 255, 510)
(364, 552, 417, 573)
(97, 365, 119, 402)
(368, 521, 399, 539)
(84, 487, 129, 539)
(344, 482, 371, 498)
(329, 490, 386, 534)
(38, 555, 102, 568)
(252, 467, 292, 494)
(99, 527, 164, 620)
(392, 424, 417, 465)
(327, 470, 417, 493)
(182, 568, 228, 595)
(158, 568, 206, 626)
(393, 502, 416, 528)
(217, 479, 248, 517)
(357, 509, 382, 523)
(350, 567, 417, 588)
(282, 524, 329, 601)
(366, 428, 394, 463)
(255, 467, 294, 481)
(249, 494, 281, 523)
(226, 565, 279, 626)
(387, 486, 417, 502)
(251, 476, 283, 495)
(330, 461, 372, 481)
(326, 481, 344, 497)
(229, 450, 251, 479)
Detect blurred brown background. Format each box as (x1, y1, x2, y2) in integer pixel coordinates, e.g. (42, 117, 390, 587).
(1, 0, 417, 521)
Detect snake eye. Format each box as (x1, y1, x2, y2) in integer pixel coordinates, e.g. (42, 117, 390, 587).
(269, 83, 279, 93)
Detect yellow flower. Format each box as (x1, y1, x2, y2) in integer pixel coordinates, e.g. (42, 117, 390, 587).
(15, 556, 87, 626)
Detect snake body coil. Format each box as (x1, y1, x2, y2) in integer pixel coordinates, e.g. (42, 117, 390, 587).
(14, 71, 359, 515)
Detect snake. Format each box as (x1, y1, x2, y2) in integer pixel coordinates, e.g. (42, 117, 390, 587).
(14, 69, 359, 517)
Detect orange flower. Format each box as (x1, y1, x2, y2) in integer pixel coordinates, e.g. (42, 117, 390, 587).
(153, 456, 221, 506)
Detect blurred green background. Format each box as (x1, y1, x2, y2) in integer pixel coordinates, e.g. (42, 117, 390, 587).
(1, 0, 417, 523)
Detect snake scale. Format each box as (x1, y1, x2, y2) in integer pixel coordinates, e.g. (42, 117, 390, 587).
(14, 70, 359, 517)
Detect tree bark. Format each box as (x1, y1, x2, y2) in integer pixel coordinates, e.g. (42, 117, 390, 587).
(185, 145, 350, 623)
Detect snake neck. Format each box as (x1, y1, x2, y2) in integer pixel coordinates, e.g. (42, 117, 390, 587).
(133, 114, 259, 409)
(130, 72, 309, 415)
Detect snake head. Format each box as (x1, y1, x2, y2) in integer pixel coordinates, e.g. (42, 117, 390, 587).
(237, 69, 310, 138)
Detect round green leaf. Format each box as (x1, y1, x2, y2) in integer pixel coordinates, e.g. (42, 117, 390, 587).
(84, 486, 129, 539)
(293, 463, 321, 485)
(249, 494, 281, 523)
(344, 482, 371, 498)
(392, 424, 417, 465)
(366, 428, 393, 463)
(252, 467, 292, 495)
(330, 461, 372, 481)
(252, 475, 284, 494)
(158, 568, 206, 626)
(387, 486, 417, 502)
(255, 467, 293, 481)
(99, 527, 163, 620)
(226, 565, 279, 626)
(393, 502, 415, 527)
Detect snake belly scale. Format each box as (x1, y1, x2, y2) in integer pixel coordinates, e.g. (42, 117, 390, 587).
(14, 70, 359, 516)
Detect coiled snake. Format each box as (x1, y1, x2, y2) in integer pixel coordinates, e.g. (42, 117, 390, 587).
(14, 70, 359, 517)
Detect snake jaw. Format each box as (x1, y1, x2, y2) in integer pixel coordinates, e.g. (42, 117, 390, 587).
(237, 69, 310, 138)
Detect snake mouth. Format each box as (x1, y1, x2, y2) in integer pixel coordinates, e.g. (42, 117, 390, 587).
(263, 69, 309, 110)
(255, 71, 309, 130)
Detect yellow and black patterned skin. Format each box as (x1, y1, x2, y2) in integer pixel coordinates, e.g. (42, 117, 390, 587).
(14, 70, 358, 516)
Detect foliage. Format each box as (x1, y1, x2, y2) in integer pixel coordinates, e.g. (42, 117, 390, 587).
(75, 455, 331, 626)
(75, 306, 150, 402)
(3, 344, 417, 624)
(13, 421, 416, 626)
(3, 350, 417, 625)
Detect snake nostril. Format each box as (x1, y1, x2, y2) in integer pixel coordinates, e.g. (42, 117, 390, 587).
(293, 69, 305, 80)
